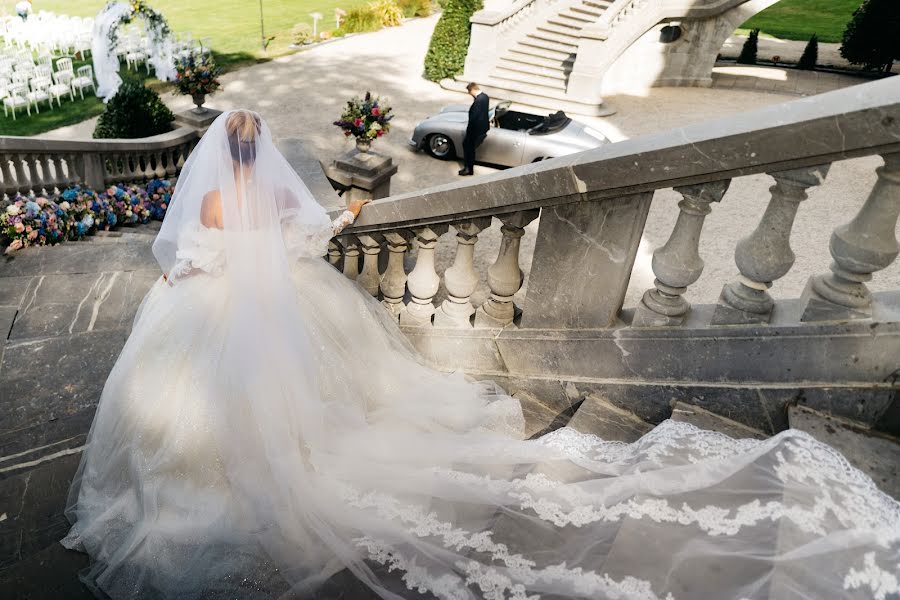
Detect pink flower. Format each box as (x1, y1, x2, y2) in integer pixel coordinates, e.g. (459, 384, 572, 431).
(6, 239, 23, 253)
(14, 199, 23, 207)
(36, 197, 47, 207)
(27, 230, 37, 240)
(25, 225, 32, 233)
(14, 222, 24, 233)
(371, 107, 380, 117)
(160, 203, 167, 209)
(107, 187, 116, 196)
(353, 118, 362, 127)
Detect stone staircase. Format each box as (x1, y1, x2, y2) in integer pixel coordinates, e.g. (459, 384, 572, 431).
(489, 0, 612, 96)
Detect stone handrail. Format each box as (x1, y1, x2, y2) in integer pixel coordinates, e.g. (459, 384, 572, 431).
(330, 77, 900, 331)
(0, 127, 199, 198)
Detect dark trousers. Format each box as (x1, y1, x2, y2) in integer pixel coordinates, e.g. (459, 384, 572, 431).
(462, 133, 486, 171)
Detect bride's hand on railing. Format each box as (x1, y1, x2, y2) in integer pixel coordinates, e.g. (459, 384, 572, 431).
(348, 198, 371, 217)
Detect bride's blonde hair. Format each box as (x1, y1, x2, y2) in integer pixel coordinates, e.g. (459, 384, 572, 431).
(226, 110, 262, 163)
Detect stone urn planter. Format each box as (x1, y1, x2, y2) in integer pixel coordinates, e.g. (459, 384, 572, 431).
(355, 137, 371, 154)
(191, 92, 207, 114)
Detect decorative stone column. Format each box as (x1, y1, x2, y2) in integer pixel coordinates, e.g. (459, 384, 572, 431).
(323, 147, 398, 204)
(400, 225, 449, 327)
(380, 230, 412, 318)
(475, 210, 539, 327)
(338, 235, 360, 280)
(632, 179, 730, 327)
(435, 217, 492, 328)
(174, 107, 223, 135)
(356, 234, 383, 296)
(712, 165, 830, 325)
(800, 153, 900, 321)
(327, 240, 342, 268)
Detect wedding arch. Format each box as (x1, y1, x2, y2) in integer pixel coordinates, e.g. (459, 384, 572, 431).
(92, 1, 176, 101)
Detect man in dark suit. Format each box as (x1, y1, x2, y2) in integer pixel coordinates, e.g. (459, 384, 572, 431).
(459, 83, 490, 176)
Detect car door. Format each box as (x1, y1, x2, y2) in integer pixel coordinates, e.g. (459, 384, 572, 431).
(476, 127, 526, 167)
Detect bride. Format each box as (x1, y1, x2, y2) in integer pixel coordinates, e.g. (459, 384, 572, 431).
(63, 110, 899, 600)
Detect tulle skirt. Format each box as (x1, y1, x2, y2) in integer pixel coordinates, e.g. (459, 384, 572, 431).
(63, 258, 900, 600)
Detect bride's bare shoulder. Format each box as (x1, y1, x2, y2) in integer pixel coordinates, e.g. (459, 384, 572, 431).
(201, 190, 223, 229)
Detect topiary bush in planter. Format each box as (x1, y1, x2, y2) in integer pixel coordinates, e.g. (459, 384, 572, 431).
(423, 0, 482, 81)
(93, 81, 175, 139)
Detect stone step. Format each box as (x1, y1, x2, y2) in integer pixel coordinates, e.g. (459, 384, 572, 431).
(494, 64, 568, 84)
(0, 541, 92, 600)
(567, 394, 653, 442)
(557, 9, 594, 24)
(525, 30, 580, 49)
(517, 37, 578, 57)
(513, 390, 569, 438)
(491, 72, 568, 92)
(536, 22, 584, 39)
(788, 405, 900, 501)
(570, 4, 604, 19)
(584, 0, 613, 8)
(546, 14, 588, 30)
(445, 76, 615, 117)
(508, 43, 573, 63)
(499, 52, 573, 71)
(670, 401, 766, 439)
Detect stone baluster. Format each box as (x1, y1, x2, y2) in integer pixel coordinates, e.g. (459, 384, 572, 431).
(14, 154, 30, 196)
(339, 235, 361, 280)
(176, 145, 187, 170)
(144, 153, 156, 179)
(42, 155, 58, 194)
(475, 210, 539, 327)
(712, 165, 830, 325)
(64, 153, 79, 185)
(435, 217, 491, 328)
(154, 152, 167, 178)
(800, 153, 900, 321)
(380, 230, 411, 318)
(327, 240, 342, 268)
(164, 148, 178, 177)
(356, 234, 383, 296)
(632, 180, 730, 327)
(400, 225, 449, 327)
(0, 155, 14, 199)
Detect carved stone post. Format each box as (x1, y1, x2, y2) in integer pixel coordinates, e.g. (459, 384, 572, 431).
(338, 235, 360, 280)
(435, 217, 492, 328)
(356, 234, 382, 296)
(475, 210, 539, 327)
(632, 179, 730, 327)
(400, 225, 448, 327)
(380, 230, 411, 318)
(800, 153, 900, 321)
(712, 165, 830, 325)
(327, 240, 342, 268)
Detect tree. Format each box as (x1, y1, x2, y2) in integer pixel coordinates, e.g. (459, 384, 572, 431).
(93, 80, 174, 139)
(798, 34, 818, 70)
(840, 0, 900, 73)
(737, 29, 759, 65)
(423, 0, 483, 81)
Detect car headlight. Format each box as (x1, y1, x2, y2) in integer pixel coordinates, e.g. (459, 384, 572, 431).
(584, 127, 607, 142)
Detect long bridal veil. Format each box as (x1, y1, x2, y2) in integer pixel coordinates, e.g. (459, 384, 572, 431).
(64, 110, 900, 600)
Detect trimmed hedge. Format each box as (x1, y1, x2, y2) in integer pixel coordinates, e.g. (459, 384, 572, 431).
(423, 0, 482, 82)
(93, 81, 174, 139)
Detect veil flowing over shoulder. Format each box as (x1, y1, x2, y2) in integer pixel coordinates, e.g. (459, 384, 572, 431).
(63, 111, 900, 600)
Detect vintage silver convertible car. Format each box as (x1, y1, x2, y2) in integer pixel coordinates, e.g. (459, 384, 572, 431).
(409, 100, 609, 167)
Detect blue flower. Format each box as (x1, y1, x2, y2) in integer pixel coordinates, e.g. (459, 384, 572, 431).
(61, 188, 79, 202)
(82, 214, 94, 228)
(106, 213, 117, 226)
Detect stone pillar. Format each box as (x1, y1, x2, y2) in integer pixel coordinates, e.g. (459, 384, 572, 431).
(520, 195, 652, 329)
(338, 235, 360, 280)
(475, 210, 539, 328)
(435, 217, 492, 328)
(632, 180, 730, 327)
(380, 230, 412, 319)
(566, 26, 610, 104)
(327, 240, 342, 268)
(712, 165, 830, 325)
(324, 148, 398, 204)
(800, 153, 900, 321)
(356, 234, 382, 296)
(400, 225, 449, 327)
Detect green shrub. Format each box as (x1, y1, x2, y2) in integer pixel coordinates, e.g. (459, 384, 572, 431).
(291, 22, 314, 45)
(336, 5, 383, 33)
(797, 34, 818, 70)
(840, 0, 900, 72)
(424, 0, 482, 81)
(737, 29, 759, 65)
(397, 0, 434, 18)
(369, 0, 404, 26)
(93, 81, 174, 139)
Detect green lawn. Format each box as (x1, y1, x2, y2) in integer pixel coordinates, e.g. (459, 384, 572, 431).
(738, 0, 863, 43)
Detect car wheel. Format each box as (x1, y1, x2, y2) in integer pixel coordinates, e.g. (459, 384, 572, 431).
(426, 134, 455, 160)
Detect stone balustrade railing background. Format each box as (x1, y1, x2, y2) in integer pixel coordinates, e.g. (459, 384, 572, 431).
(0, 127, 199, 199)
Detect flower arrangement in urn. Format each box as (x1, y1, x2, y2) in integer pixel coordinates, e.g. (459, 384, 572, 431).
(174, 51, 222, 114)
(333, 91, 393, 153)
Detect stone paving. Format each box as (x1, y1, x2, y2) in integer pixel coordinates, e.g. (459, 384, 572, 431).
(3, 14, 900, 599)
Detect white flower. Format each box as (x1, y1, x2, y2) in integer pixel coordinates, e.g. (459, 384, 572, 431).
(125, 210, 133, 217)
(59, 201, 71, 211)
(5, 205, 20, 216)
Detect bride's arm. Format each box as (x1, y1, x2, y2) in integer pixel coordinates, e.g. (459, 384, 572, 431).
(331, 198, 370, 235)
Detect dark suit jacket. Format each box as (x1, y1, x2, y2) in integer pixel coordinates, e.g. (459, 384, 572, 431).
(466, 92, 490, 141)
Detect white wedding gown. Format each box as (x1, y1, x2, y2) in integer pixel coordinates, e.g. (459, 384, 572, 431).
(63, 111, 900, 600)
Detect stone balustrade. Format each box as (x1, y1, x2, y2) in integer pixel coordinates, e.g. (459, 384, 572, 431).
(325, 78, 900, 434)
(0, 127, 199, 199)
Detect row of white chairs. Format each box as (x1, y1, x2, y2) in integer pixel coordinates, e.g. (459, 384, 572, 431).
(2, 60, 94, 119)
(1, 12, 93, 57)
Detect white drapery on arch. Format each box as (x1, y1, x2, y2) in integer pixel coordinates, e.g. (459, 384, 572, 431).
(92, 2, 176, 101)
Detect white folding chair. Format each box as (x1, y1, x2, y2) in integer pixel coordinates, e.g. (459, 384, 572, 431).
(3, 83, 29, 119)
(26, 76, 52, 112)
(49, 70, 72, 105)
(71, 64, 95, 99)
